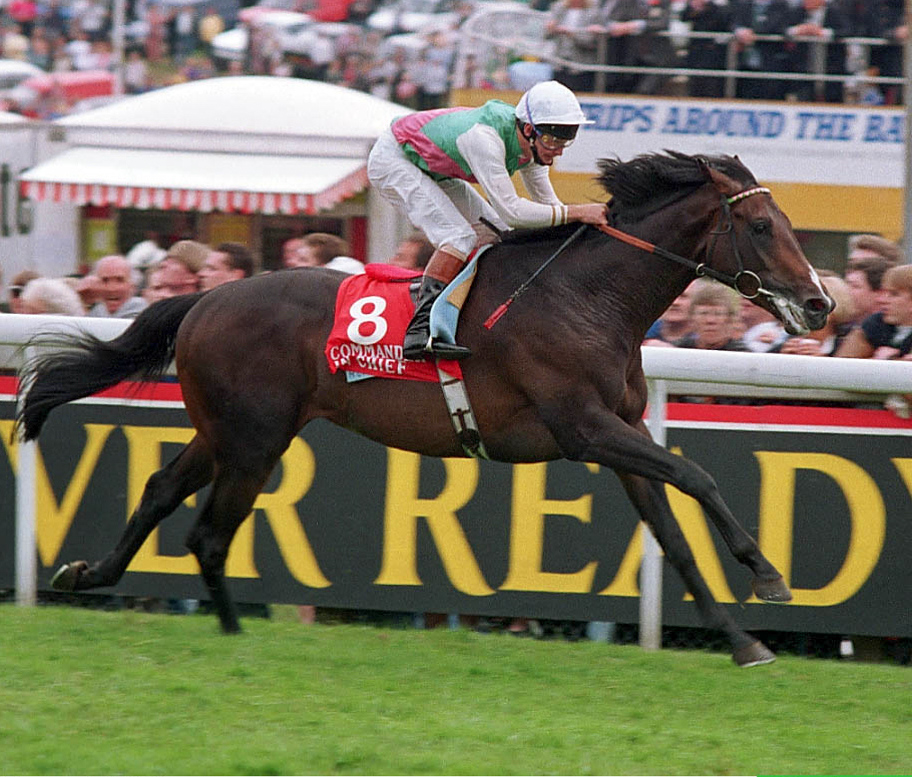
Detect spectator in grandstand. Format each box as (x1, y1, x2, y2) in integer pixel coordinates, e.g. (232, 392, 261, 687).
(290, 233, 365, 274)
(86, 255, 148, 319)
(836, 264, 912, 359)
(415, 49, 452, 111)
(591, 0, 676, 95)
(281, 237, 305, 269)
(75, 273, 102, 313)
(680, 0, 732, 98)
(18, 277, 85, 316)
(157, 239, 209, 294)
(546, 0, 600, 92)
(673, 280, 749, 351)
(198, 242, 255, 290)
(3, 269, 40, 314)
(784, 0, 851, 103)
(842, 234, 902, 326)
(862, 0, 905, 105)
(643, 280, 696, 346)
(126, 230, 167, 273)
(390, 232, 434, 270)
(124, 48, 151, 94)
(730, 0, 795, 100)
(197, 5, 225, 48)
(170, 4, 199, 65)
(773, 273, 855, 355)
(739, 295, 788, 352)
(142, 265, 171, 305)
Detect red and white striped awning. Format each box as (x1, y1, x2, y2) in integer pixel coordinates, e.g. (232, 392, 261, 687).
(20, 146, 369, 215)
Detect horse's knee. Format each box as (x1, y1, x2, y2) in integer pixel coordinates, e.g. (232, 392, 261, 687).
(186, 526, 229, 579)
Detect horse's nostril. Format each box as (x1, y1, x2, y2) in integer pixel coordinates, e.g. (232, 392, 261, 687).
(805, 297, 831, 314)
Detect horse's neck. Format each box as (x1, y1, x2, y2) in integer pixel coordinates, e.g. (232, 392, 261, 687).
(592, 222, 704, 334)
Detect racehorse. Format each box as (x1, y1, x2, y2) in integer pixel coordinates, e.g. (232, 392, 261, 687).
(17, 151, 832, 666)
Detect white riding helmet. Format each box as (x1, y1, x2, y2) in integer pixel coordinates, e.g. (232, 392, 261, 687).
(514, 80, 593, 128)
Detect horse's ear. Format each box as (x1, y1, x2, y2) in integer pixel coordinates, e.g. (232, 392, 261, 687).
(695, 155, 713, 181)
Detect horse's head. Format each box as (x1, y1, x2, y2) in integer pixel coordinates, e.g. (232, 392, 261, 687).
(598, 152, 833, 336)
(695, 155, 834, 335)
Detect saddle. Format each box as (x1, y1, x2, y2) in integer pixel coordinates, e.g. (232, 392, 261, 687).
(324, 255, 487, 457)
(325, 249, 485, 384)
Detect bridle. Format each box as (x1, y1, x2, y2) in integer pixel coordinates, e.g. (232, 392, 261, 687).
(597, 184, 773, 301)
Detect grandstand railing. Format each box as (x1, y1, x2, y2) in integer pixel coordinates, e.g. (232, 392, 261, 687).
(458, 5, 904, 101)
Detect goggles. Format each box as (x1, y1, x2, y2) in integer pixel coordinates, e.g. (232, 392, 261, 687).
(533, 129, 575, 151)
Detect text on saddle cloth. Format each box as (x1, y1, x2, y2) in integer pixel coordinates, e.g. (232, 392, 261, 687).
(324, 254, 485, 383)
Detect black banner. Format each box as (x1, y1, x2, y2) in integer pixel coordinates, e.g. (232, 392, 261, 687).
(2, 386, 910, 637)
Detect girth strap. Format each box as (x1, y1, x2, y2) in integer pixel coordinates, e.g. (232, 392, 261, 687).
(435, 364, 489, 459)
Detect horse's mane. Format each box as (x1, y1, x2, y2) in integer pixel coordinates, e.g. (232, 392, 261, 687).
(598, 150, 757, 224)
(498, 151, 757, 245)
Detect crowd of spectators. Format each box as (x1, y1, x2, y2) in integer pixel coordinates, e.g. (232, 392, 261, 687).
(641, 232, 912, 412)
(544, 0, 908, 103)
(0, 0, 908, 122)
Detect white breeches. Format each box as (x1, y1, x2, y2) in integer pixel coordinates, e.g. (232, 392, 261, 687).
(367, 128, 507, 258)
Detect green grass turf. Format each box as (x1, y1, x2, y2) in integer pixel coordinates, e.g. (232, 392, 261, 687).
(1, 604, 909, 775)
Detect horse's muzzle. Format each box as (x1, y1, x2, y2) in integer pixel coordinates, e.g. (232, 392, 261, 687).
(804, 294, 835, 332)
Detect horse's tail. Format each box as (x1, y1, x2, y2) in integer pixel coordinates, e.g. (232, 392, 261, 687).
(16, 293, 204, 441)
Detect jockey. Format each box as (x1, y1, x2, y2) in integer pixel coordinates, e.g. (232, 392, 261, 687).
(367, 80, 609, 361)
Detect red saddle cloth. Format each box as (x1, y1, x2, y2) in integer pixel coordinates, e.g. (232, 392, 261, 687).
(325, 263, 462, 383)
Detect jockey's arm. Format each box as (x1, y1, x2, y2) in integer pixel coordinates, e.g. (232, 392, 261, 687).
(457, 125, 570, 228)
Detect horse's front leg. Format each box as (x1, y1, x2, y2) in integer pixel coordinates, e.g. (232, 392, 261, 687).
(52, 437, 213, 592)
(542, 404, 791, 601)
(616, 470, 774, 666)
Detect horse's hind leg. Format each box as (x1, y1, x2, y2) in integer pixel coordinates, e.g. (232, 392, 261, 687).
(617, 472, 775, 667)
(184, 463, 276, 634)
(52, 436, 214, 592)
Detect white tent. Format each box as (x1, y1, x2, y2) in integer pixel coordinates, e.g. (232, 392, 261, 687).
(23, 76, 410, 216)
(20, 77, 412, 263)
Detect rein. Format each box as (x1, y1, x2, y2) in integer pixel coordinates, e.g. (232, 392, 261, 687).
(597, 186, 772, 300)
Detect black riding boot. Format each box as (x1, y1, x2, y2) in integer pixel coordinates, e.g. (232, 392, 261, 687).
(402, 275, 473, 361)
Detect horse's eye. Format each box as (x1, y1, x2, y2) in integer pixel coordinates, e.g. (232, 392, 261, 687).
(750, 219, 771, 236)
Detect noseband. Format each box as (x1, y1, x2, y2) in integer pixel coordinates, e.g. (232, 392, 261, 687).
(598, 184, 772, 300)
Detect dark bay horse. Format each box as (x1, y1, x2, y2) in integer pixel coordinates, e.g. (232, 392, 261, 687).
(17, 151, 832, 666)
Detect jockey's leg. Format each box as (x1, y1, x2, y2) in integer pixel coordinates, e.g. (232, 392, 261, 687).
(402, 245, 473, 361)
(439, 179, 508, 245)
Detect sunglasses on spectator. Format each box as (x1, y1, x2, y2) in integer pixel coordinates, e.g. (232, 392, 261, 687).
(9, 285, 23, 298)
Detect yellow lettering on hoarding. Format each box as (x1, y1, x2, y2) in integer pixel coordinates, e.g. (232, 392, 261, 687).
(598, 448, 735, 602)
(125, 426, 198, 574)
(663, 480, 737, 603)
(33, 424, 115, 567)
(251, 436, 329, 588)
(598, 524, 642, 597)
(754, 451, 885, 606)
(0, 419, 18, 470)
(375, 450, 493, 595)
(124, 428, 329, 586)
(500, 462, 597, 593)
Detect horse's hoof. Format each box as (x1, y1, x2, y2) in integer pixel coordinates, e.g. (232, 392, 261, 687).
(50, 560, 88, 591)
(733, 640, 776, 668)
(752, 575, 793, 602)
